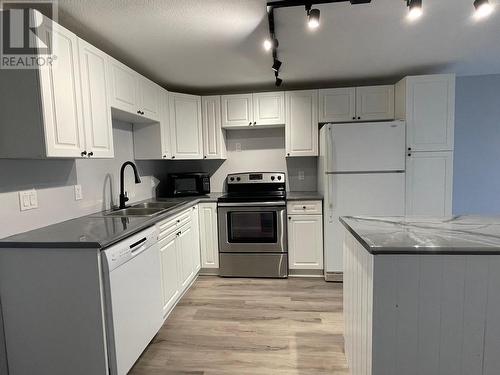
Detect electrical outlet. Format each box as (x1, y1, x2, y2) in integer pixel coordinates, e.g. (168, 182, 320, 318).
(19, 189, 38, 211)
(74, 185, 83, 201)
(235, 143, 242, 152)
(298, 171, 305, 181)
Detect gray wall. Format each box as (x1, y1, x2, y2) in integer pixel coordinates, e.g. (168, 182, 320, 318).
(453, 74, 500, 215)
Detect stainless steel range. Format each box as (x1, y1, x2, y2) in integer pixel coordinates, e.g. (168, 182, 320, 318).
(218, 172, 287, 278)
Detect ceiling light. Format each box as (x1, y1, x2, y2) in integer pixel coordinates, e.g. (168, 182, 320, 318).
(307, 8, 321, 29)
(263, 39, 272, 51)
(407, 0, 423, 21)
(272, 59, 282, 72)
(263, 38, 278, 52)
(474, 0, 494, 19)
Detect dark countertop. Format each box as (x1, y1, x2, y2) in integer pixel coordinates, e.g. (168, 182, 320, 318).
(340, 216, 500, 255)
(286, 191, 323, 201)
(0, 194, 223, 250)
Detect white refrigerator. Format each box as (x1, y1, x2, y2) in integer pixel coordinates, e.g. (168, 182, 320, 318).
(318, 121, 406, 276)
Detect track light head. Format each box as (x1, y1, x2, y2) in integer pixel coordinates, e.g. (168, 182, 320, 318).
(474, 0, 494, 19)
(275, 77, 283, 87)
(406, 0, 423, 21)
(307, 8, 321, 29)
(272, 59, 282, 72)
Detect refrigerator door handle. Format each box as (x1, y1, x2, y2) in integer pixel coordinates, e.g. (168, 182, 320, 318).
(326, 125, 334, 173)
(327, 175, 335, 223)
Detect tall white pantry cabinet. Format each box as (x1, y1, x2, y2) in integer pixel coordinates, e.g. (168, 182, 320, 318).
(396, 74, 455, 216)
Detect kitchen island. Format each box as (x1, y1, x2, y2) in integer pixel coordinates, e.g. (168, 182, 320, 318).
(340, 216, 500, 375)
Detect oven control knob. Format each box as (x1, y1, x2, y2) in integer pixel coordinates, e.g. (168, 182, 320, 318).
(230, 177, 234, 182)
(271, 176, 275, 181)
(277, 176, 282, 180)
(236, 177, 241, 181)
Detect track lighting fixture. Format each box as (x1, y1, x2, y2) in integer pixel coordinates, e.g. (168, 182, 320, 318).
(406, 0, 423, 21)
(275, 72, 282, 87)
(474, 0, 494, 19)
(306, 5, 321, 29)
(272, 59, 282, 72)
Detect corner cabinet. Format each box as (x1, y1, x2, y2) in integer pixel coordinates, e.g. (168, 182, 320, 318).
(202, 96, 227, 159)
(169, 93, 203, 160)
(287, 200, 323, 272)
(107, 57, 161, 123)
(396, 74, 455, 152)
(133, 89, 171, 160)
(406, 151, 453, 216)
(285, 90, 319, 157)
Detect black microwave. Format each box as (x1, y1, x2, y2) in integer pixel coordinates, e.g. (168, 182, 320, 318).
(159, 173, 210, 197)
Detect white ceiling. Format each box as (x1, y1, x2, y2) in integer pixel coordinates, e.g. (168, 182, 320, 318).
(56, 0, 500, 94)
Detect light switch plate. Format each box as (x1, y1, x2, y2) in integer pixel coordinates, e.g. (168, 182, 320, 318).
(298, 171, 305, 181)
(19, 189, 37, 211)
(235, 143, 242, 152)
(74, 185, 83, 201)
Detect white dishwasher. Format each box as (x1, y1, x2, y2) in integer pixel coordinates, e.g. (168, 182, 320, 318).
(102, 227, 163, 375)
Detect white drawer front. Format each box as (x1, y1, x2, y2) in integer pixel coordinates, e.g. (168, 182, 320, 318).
(287, 200, 322, 215)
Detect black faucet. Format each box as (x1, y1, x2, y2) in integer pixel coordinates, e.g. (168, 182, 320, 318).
(119, 161, 142, 209)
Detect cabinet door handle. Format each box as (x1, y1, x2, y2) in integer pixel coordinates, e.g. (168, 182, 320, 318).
(81, 150, 87, 157)
(357, 117, 361, 120)
(248, 122, 252, 126)
(352, 117, 356, 120)
(137, 110, 141, 114)
(253, 122, 256, 125)
(172, 156, 176, 159)
(408, 147, 412, 151)
(288, 216, 291, 220)
(163, 155, 166, 158)
(303, 206, 307, 209)
(204, 155, 207, 159)
(408, 153, 412, 157)
(88, 152, 93, 157)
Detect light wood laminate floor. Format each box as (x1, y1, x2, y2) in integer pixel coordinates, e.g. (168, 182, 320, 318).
(130, 276, 348, 375)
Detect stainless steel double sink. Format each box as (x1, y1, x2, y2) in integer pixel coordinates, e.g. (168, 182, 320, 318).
(98, 201, 186, 217)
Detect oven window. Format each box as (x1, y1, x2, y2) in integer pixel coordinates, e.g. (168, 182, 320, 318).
(227, 211, 277, 243)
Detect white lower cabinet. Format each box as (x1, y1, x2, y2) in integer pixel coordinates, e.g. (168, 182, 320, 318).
(156, 206, 202, 319)
(158, 232, 180, 317)
(287, 201, 323, 271)
(406, 151, 453, 216)
(198, 203, 219, 270)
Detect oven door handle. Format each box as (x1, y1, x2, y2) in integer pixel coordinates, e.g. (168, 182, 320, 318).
(218, 201, 286, 207)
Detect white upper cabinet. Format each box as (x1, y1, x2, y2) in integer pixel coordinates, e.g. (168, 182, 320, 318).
(319, 85, 394, 123)
(221, 93, 253, 128)
(285, 90, 319, 157)
(406, 151, 453, 216)
(396, 74, 455, 151)
(355, 85, 395, 121)
(169, 92, 203, 160)
(137, 76, 161, 121)
(252, 92, 285, 126)
(133, 88, 171, 160)
(108, 57, 139, 115)
(221, 92, 285, 128)
(108, 57, 160, 122)
(202, 96, 227, 159)
(38, 17, 86, 158)
(78, 39, 114, 158)
(319, 88, 355, 123)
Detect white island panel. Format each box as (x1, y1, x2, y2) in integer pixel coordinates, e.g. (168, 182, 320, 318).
(343, 229, 500, 375)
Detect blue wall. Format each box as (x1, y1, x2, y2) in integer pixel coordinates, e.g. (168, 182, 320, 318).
(453, 74, 500, 214)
